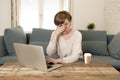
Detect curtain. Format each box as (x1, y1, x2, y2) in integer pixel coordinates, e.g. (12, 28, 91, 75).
(11, 0, 72, 30)
(69, 0, 73, 15)
(60, 0, 73, 19)
(11, 0, 21, 27)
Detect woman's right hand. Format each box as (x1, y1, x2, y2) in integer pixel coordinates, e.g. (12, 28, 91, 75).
(50, 24, 65, 44)
(55, 24, 65, 36)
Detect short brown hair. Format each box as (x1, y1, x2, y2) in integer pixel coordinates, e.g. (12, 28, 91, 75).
(54, 11, 72, 26)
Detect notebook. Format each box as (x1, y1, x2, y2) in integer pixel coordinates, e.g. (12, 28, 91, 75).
(13, 43, 63, 72)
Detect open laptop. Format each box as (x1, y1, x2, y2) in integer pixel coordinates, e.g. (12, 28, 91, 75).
(13, 43, 63, 72)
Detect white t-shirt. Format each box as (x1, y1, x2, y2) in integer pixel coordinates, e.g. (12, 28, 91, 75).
(46, 29, 83, 63)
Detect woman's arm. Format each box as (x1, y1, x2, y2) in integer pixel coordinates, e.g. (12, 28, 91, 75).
(47, 26, 64, 56)
(46, 58, 63, 64)
(46, 31, 57, 56)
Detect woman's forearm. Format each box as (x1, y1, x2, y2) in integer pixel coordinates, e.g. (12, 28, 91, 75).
(56, 58, 63, 63)
(51, 33, 59, 44)
(46, 31, 59, 56)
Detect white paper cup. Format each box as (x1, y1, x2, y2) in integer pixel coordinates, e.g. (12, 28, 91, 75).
(84, 53, 92, 64)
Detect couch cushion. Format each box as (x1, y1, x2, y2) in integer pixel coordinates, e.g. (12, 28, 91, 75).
(80, 30, 109, 56)
(29, 41, 48, 56)
(0, 36, 8, 57)
(4, 26, 26, 56)
(83, 41, 109, 56)
(29, 28, 53, 56)
(92, 55, 120, 69)
(108, 32, 120, 60)
(29, 28, 53, 42)
(0, 56, 17, 65)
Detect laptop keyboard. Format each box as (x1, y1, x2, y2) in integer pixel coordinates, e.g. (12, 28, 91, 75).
(47, 65, 52, 69)
(47, 62, 54, 69)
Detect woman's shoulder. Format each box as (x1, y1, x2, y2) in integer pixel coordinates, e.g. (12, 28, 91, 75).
(74, 29, 82, 37)
(51, 30, 56, 36)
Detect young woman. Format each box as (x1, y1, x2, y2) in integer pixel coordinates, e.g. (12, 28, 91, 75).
(46, 11, 83, 63)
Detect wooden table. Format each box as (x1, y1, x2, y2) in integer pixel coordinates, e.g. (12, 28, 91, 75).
(0, 62, 120, 80)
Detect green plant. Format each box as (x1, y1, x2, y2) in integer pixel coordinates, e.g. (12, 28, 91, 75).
(87, 23, 95, 30)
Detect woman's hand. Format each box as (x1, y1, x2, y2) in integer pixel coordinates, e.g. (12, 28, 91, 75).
(50, 24, 65, 45)
(46, 58, 63, 64)
(55, 24, 65, 36)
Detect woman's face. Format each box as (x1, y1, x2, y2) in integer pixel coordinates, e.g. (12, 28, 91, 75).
(60, 19, 71, 34)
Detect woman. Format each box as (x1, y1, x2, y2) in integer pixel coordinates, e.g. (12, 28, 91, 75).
(46, 11, 83, 63)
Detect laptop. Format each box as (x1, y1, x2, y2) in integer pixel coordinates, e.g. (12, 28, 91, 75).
(13, 43, 63, 72)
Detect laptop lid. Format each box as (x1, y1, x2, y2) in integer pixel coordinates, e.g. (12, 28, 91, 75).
(13, 43, 62, 72)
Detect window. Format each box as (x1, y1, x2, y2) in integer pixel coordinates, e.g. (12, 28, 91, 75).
(20, 0, 39, 32)
(19, 0, 70, 32)
(42, 0, 60, 29)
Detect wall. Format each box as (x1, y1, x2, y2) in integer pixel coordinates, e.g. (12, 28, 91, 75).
(0, 0, 106, 35)
(1, 0, 120, 35)
(105, 0, 120, 34)
(0, 0, 11, 35)
(72, 0, 105, 30)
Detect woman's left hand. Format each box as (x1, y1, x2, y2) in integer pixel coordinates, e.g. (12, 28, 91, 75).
(46, 58, 63, 64)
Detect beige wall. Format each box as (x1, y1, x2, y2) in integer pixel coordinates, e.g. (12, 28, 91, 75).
(72, 0, 120, 34)
(105, 0, 120, 34)
(0, 0, 105, 35)
(0, 0, 11, 35)
(72, 0, 105, 30)
(0, 0, 120, 35)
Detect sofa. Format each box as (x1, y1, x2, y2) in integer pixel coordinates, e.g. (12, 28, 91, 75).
(0, 26, 120, 71)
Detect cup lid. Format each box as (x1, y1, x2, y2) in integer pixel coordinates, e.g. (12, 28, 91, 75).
(84, 53, 92, 56)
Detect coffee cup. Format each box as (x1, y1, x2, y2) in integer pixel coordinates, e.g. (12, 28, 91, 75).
(84, 53, 92, 64)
